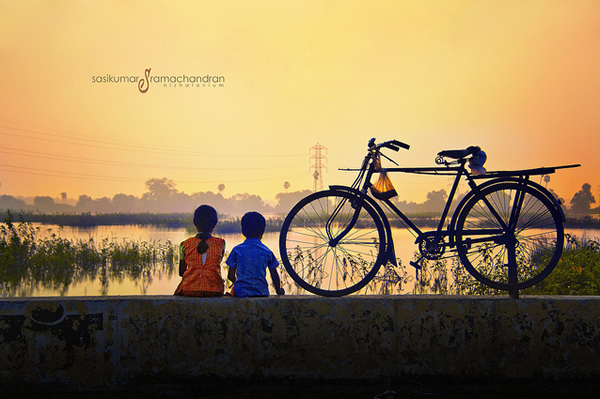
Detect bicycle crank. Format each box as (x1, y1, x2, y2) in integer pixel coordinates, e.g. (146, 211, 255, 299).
(416, 233, 446, 260)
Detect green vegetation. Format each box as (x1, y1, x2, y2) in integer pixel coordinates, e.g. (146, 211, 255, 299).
(2, 211, 193, 227)
(0, 210, 284, 234)
(521, 234, 600, 295)
(407, 234, 600, 296)
(0, 212, 177, 297)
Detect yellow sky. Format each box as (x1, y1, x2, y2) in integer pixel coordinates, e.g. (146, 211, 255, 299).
(0, 0, 598, 205)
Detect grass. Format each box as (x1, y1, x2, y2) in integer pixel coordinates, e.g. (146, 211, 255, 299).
(0, 211, 177, 297)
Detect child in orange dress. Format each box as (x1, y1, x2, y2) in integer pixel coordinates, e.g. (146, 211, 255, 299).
(174, 205, 225, 297)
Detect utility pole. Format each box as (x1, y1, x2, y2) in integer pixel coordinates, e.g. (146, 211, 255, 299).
(309, 143, 327, 192)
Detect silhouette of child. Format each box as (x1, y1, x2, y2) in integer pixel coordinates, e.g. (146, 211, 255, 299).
(174, 205, 225, 297)
(226, 211, 285, 297)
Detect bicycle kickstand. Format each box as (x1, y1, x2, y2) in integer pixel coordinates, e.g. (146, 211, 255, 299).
(409, 257, 423, 278)
(409, 259, 423, 270)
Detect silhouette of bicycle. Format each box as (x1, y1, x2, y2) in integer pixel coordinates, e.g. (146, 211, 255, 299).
(279, 138, 579, 298)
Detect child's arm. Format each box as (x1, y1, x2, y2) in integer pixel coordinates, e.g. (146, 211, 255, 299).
(179, 259, 187, 277)
(227, 267, 236, 284)
(269, 267, 285, 295)
(226, 249, 236, 284)
(178, 243, 187, 277)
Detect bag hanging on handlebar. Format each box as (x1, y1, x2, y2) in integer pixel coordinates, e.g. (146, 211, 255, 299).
(370, 153, 398, 200)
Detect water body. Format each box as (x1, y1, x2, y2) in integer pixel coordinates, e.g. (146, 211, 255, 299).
(11, 224, 599, 297)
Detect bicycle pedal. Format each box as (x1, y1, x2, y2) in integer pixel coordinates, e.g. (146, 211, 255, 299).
(409, 261, 422, 270)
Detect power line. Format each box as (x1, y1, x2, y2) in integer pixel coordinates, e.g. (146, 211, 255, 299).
(0, 163, 308, 185)
(0, 125, 207, 156)
(0, 163, 141, 182)
(0, 146, 300, 171)
(0, 120, 313, 191)
(0, 124, 305, 159)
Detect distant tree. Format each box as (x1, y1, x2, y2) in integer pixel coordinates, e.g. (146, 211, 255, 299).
(391, 189, 447, 214)
(143, 178, 177, 201)
(218, 184, 225, 194)
(548, 188, 565, 209)
(275, 190, 312, 214)
(141, 178, 179, 211)
(570, 183, 596, 213)
(543, 175, 551, 187)
(61, 192, 67, 203)
(231, 193, 270, 214)
(283, 181, 290, 193)
(33, 196, 56, 211)
(0, 195, 27, 210)
(187, 191, 229, 214)
(169, 191, 198, 213)
(113, 193, 139, 212)
(94, 197, 113, 213)
(422, 189, 447, 212)
(75, 195, 95, 212)
(390, 198, 420, 214)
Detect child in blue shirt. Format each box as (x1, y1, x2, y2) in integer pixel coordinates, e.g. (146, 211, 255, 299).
(226, 211, 285, 297)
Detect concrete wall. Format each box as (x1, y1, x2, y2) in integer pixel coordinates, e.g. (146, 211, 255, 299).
(1, 296, 599, 387)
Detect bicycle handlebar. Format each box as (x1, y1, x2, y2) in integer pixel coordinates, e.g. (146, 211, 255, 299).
(369, 138, 410, 152)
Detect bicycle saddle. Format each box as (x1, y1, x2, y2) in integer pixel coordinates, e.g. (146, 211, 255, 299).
(437, 146, 481, 160)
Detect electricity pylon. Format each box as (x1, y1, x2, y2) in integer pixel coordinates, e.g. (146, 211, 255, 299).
(309, 143, 327, 192)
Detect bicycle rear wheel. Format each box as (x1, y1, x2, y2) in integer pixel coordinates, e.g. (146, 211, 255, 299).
(279, 190, 386, 297)
(455, 182, 564, 291)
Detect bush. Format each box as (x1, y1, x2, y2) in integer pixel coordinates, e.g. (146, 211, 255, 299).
(522, 234, 600, 295)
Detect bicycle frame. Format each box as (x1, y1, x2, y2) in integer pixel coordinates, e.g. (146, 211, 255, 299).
(331, 141, 577, 270)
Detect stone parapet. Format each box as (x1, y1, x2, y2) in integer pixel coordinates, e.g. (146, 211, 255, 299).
(0, 296, 598, 387)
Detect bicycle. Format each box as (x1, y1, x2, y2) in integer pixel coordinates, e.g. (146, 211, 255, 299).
(279, 138, 580, 298)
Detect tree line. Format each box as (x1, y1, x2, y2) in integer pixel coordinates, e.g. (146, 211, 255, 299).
(0, 178, 314, 216)
(0, 177, 597, 216)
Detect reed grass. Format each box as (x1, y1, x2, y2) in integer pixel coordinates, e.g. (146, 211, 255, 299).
(0, 210, 285, 234)
(0, 211, 177, 297)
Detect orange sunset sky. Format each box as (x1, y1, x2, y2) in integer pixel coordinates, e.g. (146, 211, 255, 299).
(0, 1, 598, 206)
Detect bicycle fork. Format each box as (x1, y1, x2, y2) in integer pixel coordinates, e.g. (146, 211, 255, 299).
(325, 195, 398, 267)
(325, 197, 360, 247)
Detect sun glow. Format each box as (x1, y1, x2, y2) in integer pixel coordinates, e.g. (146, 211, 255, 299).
(0, 1, 598, 206)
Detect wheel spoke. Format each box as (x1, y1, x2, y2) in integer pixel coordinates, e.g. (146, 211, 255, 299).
(455, 183, 563, 291)
(280, 190, 386, 296)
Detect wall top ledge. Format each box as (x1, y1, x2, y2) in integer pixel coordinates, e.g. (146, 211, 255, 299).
(0, 295, 598, 303)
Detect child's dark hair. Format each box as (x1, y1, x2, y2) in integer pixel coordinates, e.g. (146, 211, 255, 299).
(241, 211, 266, 239)
(193, 205, 218, 254)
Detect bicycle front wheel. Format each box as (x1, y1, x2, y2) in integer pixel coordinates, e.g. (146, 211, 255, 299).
(279, 190, 386, 297)
(455, 182, 564, 291)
